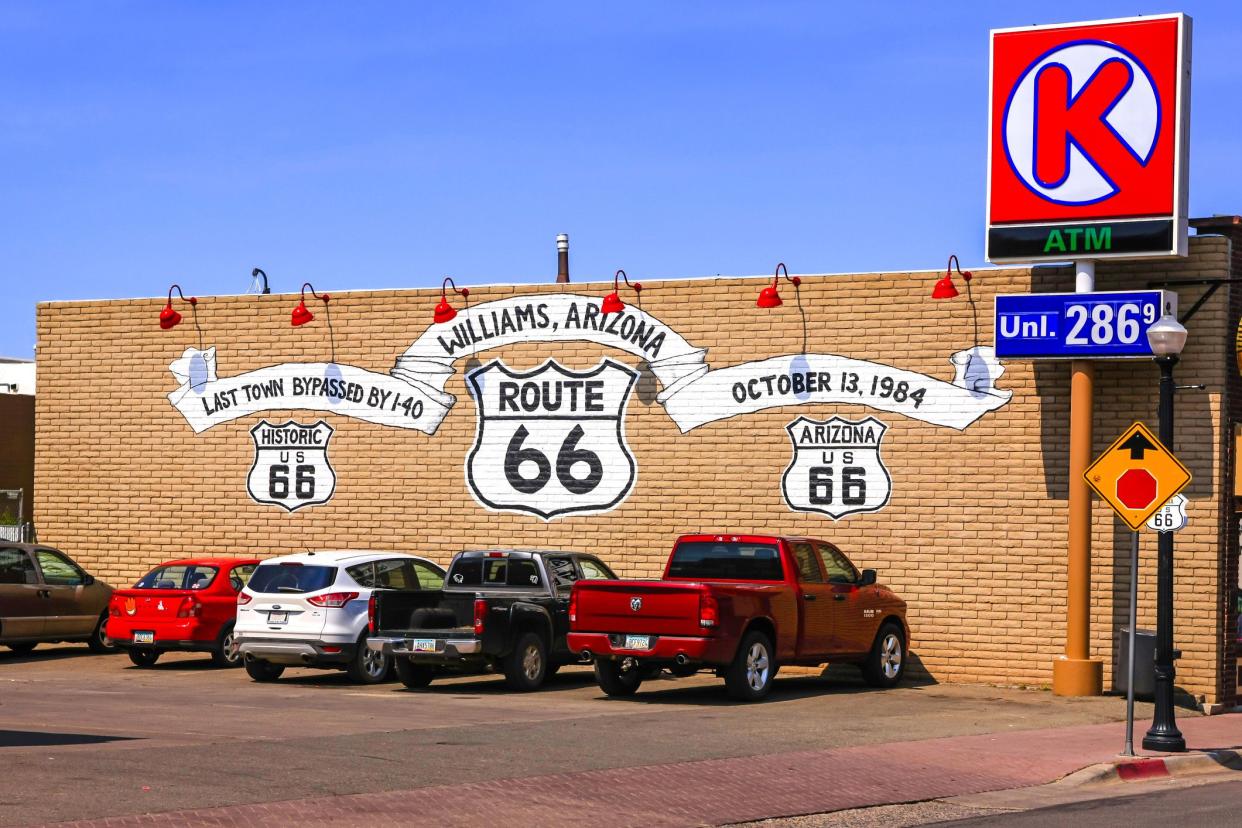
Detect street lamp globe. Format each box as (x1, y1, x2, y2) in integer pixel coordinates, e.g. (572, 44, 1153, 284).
(1147, 310, 1188, 356)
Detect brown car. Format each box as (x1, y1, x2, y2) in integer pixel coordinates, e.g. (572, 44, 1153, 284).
(0, 544, 114, 654)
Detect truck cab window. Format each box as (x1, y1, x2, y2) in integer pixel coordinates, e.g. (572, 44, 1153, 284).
(815, 544, 859, 584)
(790, 543, 824, 583)
(545, 557, 577, 589)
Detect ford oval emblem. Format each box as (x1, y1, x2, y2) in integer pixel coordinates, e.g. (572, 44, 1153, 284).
(630, 597, 642, 612)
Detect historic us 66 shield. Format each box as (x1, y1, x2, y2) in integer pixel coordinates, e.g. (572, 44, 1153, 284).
(247, 420, 336, 511)
(466, 359, 638, 520)
(782, 415, 892, 520)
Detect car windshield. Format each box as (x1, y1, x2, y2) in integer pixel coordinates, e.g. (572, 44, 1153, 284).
(667, 542, 784, 581)
(247, 563, 337, 594)
(135, 565, 219, 590)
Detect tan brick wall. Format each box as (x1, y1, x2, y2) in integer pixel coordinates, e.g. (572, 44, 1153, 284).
(34, 236, 1234, 703)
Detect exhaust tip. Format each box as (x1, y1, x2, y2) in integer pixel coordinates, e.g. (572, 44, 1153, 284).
(580, 649, 593, 662)
(675, 654, 688, 666)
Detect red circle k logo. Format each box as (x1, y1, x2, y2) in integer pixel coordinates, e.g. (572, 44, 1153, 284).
(1003, 40, 1159, 206)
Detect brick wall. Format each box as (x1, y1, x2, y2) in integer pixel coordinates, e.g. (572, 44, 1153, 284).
(34, 236, 1235, 703)
(0, 393, 35, 526)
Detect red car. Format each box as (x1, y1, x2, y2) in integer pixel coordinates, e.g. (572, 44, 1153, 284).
(108, 557, 259, 668)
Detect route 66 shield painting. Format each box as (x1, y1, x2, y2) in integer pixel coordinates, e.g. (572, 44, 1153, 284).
(247, 420, 337, 512)
(782, 415, 892, 520)
(465, 359, 638, 520)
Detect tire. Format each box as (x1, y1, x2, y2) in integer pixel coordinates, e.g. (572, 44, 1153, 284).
(128, 648, 160, 667)
(394, 657, 436, 689)
(594, 657, 644, 697)
(87, 614, 116, 654)
(724, 630, 776, 701)
(211, 623, 243, 668)
(346, 635, 390, 684)
(6, 642, 37, 655)
(503, 631, 548, 691)
(245, 657, 284, 682)
(862, 622, 906, 688)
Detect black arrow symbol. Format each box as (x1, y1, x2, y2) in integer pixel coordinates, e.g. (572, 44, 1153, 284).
(1119, 432, 1158, 459)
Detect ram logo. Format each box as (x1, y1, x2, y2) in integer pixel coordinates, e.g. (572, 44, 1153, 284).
(630, 597, 643, 612)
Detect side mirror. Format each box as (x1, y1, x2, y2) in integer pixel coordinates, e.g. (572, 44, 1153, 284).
(83, 574, 95, 586)
(859, 569, 877, 587)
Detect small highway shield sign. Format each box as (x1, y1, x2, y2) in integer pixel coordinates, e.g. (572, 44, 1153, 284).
(1084, 421, 1191, 531)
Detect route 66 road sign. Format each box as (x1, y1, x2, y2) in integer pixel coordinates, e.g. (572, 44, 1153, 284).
(465, 358, 638, 520)
(247, 419, 336, 511)
(782, 415, 892, 520)
(1146, 493, 1187, 533)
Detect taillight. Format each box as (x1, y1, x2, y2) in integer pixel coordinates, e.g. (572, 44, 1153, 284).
(176, 596, 202, 618)
(307, 591, 359, 608)
(569, 588, 578, 625)
(368, 593, 378, 635)
(108, 598, 121, 617)
(237, 591, 252, 605)
(474, 598, 487, 635)
(699, 592, 719, 629)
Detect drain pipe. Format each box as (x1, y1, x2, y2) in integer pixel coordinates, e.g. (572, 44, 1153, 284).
(556, 234, 570, 283)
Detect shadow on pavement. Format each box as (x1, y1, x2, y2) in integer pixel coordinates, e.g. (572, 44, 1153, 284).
(0, 729, 138, 748)
(0, 646, 120, 666)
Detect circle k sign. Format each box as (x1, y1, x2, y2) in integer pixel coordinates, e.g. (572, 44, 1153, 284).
(987, 15, 1190, 262)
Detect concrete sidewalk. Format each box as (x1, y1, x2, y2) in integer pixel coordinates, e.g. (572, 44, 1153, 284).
(35, 713, 1242, 827)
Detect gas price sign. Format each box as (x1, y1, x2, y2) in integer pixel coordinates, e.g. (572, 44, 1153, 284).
(994, 290, 1175, 359)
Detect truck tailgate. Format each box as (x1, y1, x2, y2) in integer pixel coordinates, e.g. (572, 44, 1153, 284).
(373, 589, 474, 634)
(573, 580, 707, 637)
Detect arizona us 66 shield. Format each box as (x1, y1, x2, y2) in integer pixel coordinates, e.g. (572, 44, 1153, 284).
(466, 359, 638, 520)
(782, 415, 892, 520)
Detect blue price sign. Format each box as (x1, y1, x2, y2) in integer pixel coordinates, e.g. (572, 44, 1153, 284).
(994, 290, 1176, 359)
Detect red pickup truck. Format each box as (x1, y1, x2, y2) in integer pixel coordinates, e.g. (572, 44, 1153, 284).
(567, 534, 909, 701)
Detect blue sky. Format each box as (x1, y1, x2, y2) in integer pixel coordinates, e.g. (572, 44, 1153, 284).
(1, 1, 1239, 357)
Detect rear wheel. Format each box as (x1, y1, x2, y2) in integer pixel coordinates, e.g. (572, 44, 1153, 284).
(724, 631, 776, 701)
(211, 623, 242, 668)
(87, 614, 115, 654)
(594, 657, 644, 697)
(503, 631, 548, 691)
(862, 622, 906, 688)
(244, 657, 284, 682)
(6, 642, 37, 655)
(346, 636, 390, 684)
(128, 648, 160, 667)
(394, 657, 436, 689)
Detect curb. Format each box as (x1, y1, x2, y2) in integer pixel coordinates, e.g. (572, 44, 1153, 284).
(1058, 749, 1242, 787)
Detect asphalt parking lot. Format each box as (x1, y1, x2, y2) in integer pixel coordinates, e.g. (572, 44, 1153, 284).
(1, 643, 1155, 826)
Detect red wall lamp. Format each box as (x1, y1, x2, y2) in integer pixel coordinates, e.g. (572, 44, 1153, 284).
(933, 254, 980, 347)
(159, 283, 204, 349)
(292, 282, 330, 327)
(602, 270, 642, 315)
(434, 277, 470, 324)
(757, 263, 800, 309)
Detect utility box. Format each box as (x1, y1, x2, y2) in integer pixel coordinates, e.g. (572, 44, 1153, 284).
(1116, 627, 1156, 699)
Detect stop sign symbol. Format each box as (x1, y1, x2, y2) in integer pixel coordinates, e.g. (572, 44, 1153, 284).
(1117, 469, 1158, 510)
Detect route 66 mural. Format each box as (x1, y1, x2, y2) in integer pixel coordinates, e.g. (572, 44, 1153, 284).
(782, 416, 892, 520)
(465, 359, 638, 519)
(246, 420, 336, 511)
(165, 292, 1012, 519)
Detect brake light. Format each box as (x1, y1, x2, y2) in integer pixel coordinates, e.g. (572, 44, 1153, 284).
(176, 596, 202, 618)
(474, 598, 487, 635)
(307, 591, 360, 608)
(108, 597, 121, 617)
(699, 592, 719, 629)
(368, 593, 378, 635)
(569, 588, 578, 625)
(237, 591, 252, 606)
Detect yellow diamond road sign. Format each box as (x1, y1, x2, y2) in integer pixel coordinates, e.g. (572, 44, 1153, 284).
(1084, 421, 1191, 531)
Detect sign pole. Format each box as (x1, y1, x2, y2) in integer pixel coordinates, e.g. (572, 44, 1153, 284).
(1124, 529, 1138, 756)
(1055, 260, 1103, 696)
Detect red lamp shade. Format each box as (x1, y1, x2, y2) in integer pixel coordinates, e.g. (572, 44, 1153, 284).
(433, 299, 458, 324)
(931, 275, 960, 299)
(601, 291, 624, 314)
(756, 285, 783, 309)
(601, 270, 641, 315)
(291, 299, 315, 326)
(159, 302, 182, 330)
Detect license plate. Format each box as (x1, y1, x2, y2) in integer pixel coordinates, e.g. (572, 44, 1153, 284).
(133, 631, 154, 644)
(267, 611, 288, 624)
(623, 635, 651, 650)
(410, 638, 438, 653)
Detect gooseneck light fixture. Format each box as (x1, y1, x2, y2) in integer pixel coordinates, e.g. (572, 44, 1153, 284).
(159, 284, 203, 349)
(291, 282, 336, 363)
(251, 267, 271, 295)
(433, 277, 470, 324)
(933, 255, 981, 347)
(756, 263, 800, 309)
(602, 270, 642, 315)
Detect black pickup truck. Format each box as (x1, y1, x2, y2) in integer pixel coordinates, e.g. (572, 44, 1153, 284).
(367, 549, 617, 691)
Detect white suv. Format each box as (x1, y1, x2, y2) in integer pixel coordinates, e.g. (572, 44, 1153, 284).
(235, 551, 445, 684)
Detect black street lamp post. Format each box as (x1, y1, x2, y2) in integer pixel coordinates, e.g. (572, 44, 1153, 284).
(1143, 310, 1188, 753)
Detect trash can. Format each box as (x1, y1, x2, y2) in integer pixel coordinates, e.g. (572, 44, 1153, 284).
(1116, 627, 1156, 699)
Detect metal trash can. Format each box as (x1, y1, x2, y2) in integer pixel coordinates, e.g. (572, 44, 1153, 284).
(1116, 627, 1156, 699)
